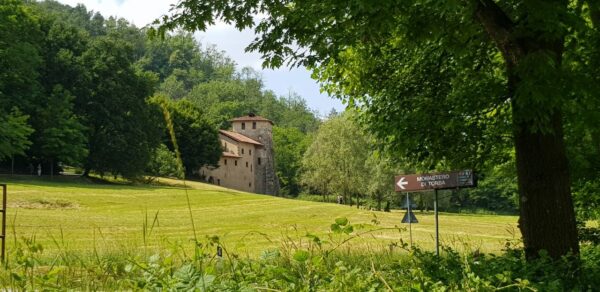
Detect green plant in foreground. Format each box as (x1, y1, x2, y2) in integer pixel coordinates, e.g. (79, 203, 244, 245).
(0, 218, 598, 291)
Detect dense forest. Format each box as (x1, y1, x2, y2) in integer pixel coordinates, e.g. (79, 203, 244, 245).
(0, 0, 319, 183)
(1, 0, 598, 229)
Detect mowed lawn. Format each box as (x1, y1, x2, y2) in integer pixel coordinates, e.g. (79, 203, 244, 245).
(0, 176, 519, 256)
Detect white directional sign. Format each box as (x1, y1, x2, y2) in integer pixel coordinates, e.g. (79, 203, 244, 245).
(396, 176, 408, 190)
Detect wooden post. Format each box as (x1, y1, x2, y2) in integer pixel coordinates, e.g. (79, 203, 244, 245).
(0, 184, 6, 262)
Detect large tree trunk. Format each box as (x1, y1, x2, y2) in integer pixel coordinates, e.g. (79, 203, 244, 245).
(513, 110, 579, 259)
(476, 0, 579, 259)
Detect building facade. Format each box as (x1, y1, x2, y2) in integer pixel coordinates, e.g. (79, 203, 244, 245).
(200, 114, 280, 195)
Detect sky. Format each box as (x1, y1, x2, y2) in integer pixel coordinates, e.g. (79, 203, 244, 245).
(56, 0, 346, 117)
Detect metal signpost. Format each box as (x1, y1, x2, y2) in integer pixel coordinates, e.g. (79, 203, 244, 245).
(395, 170, 476, 256)
(407, 193, 412, 247)
(401, 193, 419, 247)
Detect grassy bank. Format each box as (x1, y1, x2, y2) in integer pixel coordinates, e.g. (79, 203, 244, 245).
(1, 176, 598, 290)
(1, 175, 517, 257)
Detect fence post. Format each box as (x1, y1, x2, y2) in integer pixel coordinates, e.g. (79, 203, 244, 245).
(0, 184, 6, 262)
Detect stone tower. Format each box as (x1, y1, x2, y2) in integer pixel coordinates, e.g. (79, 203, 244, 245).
(230, 114, 280, 195)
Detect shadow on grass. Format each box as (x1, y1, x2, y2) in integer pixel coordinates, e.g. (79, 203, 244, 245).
(0, 174, 186, 191)
(0, 175, 258, 197)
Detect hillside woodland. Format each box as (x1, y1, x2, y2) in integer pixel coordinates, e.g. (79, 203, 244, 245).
(0, 0, 598, 232)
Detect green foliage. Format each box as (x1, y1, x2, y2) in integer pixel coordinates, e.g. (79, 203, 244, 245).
(365, 153, 405, 210)
(1, 1, 322, 184)
(301, 112, 412, 208)
(0, 219, 598, 290)
(301, 112, 370, 204)
(573, 178, 600, 245)
(0, 109, 34, 160)
(452, 160, 519, 213)
(273, 126, 312, 196)
(163, 99, 221, 176)
(146, 144, 182, 179)
(0, 0, 43, 112)
(185, 69, 320, 133)
(0, 1, 160, 177)
(154, 0, 598, 257)
(0, 0, 40, 161)
(77, 36, 163, 178)
(32, 86, 87, 166)
(138, 33, 235, 86)
(573, 178, 600, 222)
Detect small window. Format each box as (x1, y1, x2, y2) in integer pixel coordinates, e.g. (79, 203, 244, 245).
(249, 182, 252, 187)
(252, 122, 256, 129)
(258, 158, 261, 165)
(235, 160, 238, 166)
(217, 179, 221, 185)
(224, 159, 227, 165)
(246, 162, 248, 167)
(249, 149, 252, 155)
(241, 148, 244, 154)
(241, 122, 245, 130)
(250, 164, 253, 172)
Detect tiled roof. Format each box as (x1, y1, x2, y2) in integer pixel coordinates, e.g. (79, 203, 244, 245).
(219, 130, 263, 146)
(230, 115, 273, 125)
(222, 151, 241, 158)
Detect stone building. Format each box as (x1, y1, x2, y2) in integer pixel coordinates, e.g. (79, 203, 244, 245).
(200, 114, 280, 195)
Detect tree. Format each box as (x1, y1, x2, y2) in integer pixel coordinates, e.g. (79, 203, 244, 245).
(301, 112, 370, 206)
(274, 92, 320, 133)
(365, 153, 403, 211)
(77, 36, 163, 178)
(26, 11, 90, 171)
(185, 66, 320, 132)
(137, 32, 235, 87)
(154, 0, 597, 259)
(162, 98, 221, 177)
(0, 0, 40, 161)
(0, 110, 34, 161)
(32, 86, 87, 172)
(146, 143, 182, 179)
(453, 159, 519, 213)
(273, 126, 312, 196)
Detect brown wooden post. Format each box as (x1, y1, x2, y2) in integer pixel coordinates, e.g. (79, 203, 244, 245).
(0, 184, 6, 262)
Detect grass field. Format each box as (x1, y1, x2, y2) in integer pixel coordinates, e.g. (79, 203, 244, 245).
(0, 175, 519, 257)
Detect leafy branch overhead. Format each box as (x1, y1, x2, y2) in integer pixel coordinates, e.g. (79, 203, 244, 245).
(155, 0, 600, 259)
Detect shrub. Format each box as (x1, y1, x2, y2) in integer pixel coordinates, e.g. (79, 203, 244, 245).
(146, 144, 182, 178)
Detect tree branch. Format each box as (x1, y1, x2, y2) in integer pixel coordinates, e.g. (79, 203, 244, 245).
(473, 0, 522, 68)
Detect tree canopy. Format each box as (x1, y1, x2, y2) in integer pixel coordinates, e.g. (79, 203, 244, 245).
(155, 0, 600, 258)
(0, 0, 321, 181)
